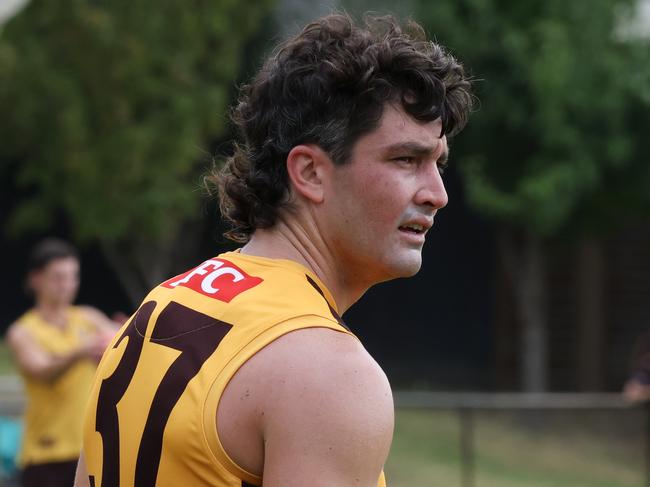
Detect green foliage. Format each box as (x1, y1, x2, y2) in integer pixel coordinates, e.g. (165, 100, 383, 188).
(0, 0, 273, 242)
(414, 0, 649, 236)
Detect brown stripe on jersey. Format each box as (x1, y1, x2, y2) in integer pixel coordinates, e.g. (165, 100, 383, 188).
(305, 275, 350, 331)
(134, 301, 233, 487)
(96, 301, 156, 487)
(89, 476, 96, 487)
(242, 482, 258, 487)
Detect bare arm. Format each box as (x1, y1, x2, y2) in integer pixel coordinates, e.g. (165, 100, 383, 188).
(74, 451, 90, 487)
(218, 328, 394, 487)
(6, 322, 105, 383)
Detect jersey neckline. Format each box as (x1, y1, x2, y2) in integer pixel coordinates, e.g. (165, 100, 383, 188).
(221, 251, 339, 314)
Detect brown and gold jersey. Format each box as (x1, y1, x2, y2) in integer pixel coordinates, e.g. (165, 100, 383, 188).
(18, 307, 98, 466)
(82, 252, 387, 487)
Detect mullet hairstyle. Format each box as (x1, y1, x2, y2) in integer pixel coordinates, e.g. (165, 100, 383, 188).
(209, 13, 474, 242)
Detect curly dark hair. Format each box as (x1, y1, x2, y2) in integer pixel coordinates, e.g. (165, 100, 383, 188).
(209, 13, 474, 242)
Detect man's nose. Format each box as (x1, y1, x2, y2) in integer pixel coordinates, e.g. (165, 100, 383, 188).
(414, 166, 448, 210)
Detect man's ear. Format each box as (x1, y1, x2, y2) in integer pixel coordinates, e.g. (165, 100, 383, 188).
(286, 144, 332, 204)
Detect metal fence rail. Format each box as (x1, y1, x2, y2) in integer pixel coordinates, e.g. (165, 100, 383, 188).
(395, 390, 631, 409)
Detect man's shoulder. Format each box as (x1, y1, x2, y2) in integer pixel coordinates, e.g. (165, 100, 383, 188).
(259, 328, 394, 451)
(264, 328, 394, 432)
(262, 327, 384, 379)
(75, 305, 101, 320)
(6, 319, 25, 343)
(232, 327, 389, 394)
(218, 327, 394, 480)
(6, 310, 34, 340)
(229, 327, 392, 424)
(5, 312, 39, 352)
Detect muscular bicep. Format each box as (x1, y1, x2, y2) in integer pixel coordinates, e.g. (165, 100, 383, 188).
(259, 329, 394, 487)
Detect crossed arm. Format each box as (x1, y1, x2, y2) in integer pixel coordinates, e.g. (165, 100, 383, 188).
(6, 306, 119, 383)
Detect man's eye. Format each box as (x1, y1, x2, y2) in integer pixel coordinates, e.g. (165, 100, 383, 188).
(437, 161, 449, 175)
(394, 156, 415, 164)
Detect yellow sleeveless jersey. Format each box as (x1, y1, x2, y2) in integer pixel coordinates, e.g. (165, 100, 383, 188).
(82, 252, 387, 487)
(17, 307, 99, 466)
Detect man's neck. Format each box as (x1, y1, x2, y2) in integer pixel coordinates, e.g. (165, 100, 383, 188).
(240, 219, 369, 314)
(34, 302, 70, 328)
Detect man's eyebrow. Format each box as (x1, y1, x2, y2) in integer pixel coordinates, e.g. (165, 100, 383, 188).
(383, 141, 450, 161)
(383, 141, 437, 156)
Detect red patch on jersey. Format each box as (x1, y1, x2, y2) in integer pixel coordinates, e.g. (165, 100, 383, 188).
(161, 258, 262, 303)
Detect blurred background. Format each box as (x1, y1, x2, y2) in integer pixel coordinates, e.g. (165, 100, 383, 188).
(0, 0, 649, 485)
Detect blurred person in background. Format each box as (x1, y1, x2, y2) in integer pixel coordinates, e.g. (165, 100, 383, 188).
(6, 238, 118, 487)
(75, 13, 473, 487)
(623, 331, 650, 403)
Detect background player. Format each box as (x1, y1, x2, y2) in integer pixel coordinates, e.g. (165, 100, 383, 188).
(76, 13, 473, 487)
(6, 238, 118, 487)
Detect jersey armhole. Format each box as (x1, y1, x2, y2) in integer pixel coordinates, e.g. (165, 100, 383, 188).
(201, 314, 357, 485)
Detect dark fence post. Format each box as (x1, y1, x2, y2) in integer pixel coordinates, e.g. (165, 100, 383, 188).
(459, 407, 475, 487)
(646, 402, 650, 487)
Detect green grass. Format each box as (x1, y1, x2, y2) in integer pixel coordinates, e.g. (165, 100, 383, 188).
(0, 341, 16, 375)
(386, 409, 645, 487)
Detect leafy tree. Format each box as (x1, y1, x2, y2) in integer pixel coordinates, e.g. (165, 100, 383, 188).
(0, 0, 274, 305)
(411, 0, 650, 390)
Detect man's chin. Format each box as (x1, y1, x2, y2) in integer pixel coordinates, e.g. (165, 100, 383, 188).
(399, 264, 422, 278)
(385, 255, 423, 280)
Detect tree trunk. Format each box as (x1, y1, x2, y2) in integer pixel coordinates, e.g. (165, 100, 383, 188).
(99, 240, 149, 309)
(98, 222, 204, 310)
(498, 228, 548, 392)
(575, 238, 605, 390)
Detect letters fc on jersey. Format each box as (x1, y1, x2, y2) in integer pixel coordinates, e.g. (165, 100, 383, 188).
(161, 258, 263, 302)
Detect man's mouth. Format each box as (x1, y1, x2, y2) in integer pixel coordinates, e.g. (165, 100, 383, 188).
(398, 223, 426, 235)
